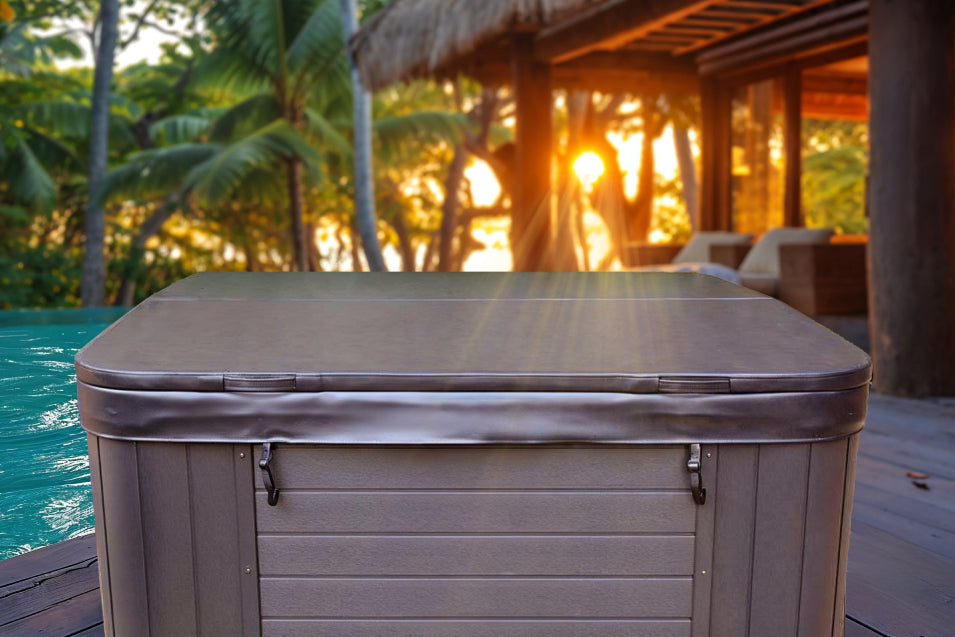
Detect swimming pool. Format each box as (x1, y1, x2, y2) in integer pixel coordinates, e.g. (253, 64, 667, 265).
(0, 308, 126, 560)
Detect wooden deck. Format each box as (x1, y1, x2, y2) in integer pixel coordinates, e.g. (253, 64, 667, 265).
(1, 393, 953, 636)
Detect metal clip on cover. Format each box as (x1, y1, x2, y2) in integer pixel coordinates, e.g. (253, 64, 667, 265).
(687, 443, 706, 505)
(259, 442, 280, 506)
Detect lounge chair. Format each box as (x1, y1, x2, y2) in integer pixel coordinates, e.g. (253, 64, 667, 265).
(625, 231, 753, 284)
(736, 227, 834, 296)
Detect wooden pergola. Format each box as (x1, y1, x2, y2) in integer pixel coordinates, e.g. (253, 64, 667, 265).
(352, 0, 955, 397)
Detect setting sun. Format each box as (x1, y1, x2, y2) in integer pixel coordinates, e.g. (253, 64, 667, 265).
(573, 151, 605, 190)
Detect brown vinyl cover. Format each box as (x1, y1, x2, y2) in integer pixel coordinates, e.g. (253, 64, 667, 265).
(76, 272, 871, 444)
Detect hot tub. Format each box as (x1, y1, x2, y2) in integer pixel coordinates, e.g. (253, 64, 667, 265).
(77, 272, 869, 637)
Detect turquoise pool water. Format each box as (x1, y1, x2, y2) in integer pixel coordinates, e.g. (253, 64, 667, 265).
(0, 308, 126, 560)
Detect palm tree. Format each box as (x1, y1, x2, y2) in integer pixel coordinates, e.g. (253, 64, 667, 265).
(198, 0, 354, 271)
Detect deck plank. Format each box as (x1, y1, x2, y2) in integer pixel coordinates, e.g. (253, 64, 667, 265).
(0, 535, 97, 589)
(845, 617, 887, 637)
(0, 588, 103, 637)
(845, 521, 955, 634)
(0, 536, 103, 636)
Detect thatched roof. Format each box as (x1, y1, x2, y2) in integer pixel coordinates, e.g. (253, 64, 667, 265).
(351, 0, 607, 91)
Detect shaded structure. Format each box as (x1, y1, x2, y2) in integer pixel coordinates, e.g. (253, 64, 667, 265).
(352, 0, 955, 397)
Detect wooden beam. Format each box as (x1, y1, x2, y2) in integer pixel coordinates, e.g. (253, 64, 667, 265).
(534, 0, 717, 63)
(697, 0, 866, 74)
(802, 72, 867, 95)
(511, 35, 554, 271)
(676, 0, 835, 54)
(718, 0, 808, 10)
(783, 64, 802, 227)
(555, 50, 697, 74)
(700, 76, 733, 230)
(868, 0, 955, 396)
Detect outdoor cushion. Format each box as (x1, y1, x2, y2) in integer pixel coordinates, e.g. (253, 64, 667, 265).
(738, 227, 834, 275)
(673, 231, 753, 264)
(629, 262, 742, 285)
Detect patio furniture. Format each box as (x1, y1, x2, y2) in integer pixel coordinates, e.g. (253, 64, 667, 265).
(737, 227, 835, 296)
(672, 231, 754, 264)
(779, 242, 868, 315)
(622, 231, 753, 268)
(621, 243, 684, 266)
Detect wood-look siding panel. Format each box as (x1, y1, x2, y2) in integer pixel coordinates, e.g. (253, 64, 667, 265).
(95, 438, 148, 637)
(86, 435, 112, 637)
(256, 492, 696, 534)
(255, 446, 689, 490)
(709, 444, 758, 637)
(749, 444, 812, 637)
(798, 438, 849, 637)
(188, 445, 256, 637)
(233, 444, 262, 637)
(691, 444, 717, 637)
(262, 619, 693, 637)
(136, 443, 197, 636)
(834, 434, 859, 637)
(258, 535, 695, 576)
(259, 577, 693, 618)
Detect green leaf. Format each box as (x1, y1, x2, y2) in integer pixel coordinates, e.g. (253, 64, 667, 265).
(286, 0, 342, 75)
(185, 119, 321, 206)
(373, 111, 467, 163)
(98, 144, 222, 205)
(2, 128, 56, 210)
(304, 106, 352, 158)
(13, 100, 90, 138)
(149, 113, 214, 145)
(209, 93, 281, 142)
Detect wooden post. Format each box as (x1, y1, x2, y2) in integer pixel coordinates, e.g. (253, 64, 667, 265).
(869, 0, 955, 396)
(511, 35, 553, 271)
(783, 64, 803, 227)
(700, 76, 732, 231)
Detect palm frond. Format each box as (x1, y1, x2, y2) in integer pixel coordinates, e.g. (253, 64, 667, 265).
(186, 119, 321, 206)
(373, 111, 468, 162)
(19, 128, 80, 172)
(209, 93, 281, 142)
(149, 113, 214, 145)
(304, 106, 352, 158)
(286, 0, 342, 76)
(97, 144, 223, 205)
(13, 101, 90, 138)
(1, 129, 56, 210)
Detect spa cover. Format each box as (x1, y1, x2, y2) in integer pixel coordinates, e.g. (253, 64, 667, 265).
(76, 272, 870, 444)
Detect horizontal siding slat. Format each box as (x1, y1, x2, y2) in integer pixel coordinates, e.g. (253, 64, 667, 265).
(262, 619, 693, 637)
(256, 446, 688, 490)
(259, 577, 693, 618)
(256, 492, 696, 533)
(258, 535, 695, 576)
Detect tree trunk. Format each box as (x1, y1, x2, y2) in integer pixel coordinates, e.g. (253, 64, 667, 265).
(630, 95, 657, 243)
(438, 145, 467, 271)
(349, 218, 364, 271)
(287, 157, 308, 271)
(511, 35, 553, 271)
(116, 193, 180, 306)
(868, 0, 955, 396)
(672, 125, 698, 231)
(390, 208, 416, 271)
(80, 0, 119, 307)
(341, 0, 386, 271)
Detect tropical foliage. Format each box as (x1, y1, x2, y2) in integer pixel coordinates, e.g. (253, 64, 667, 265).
(0, 0, 870, 309)
(803, 119, 869, 234)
